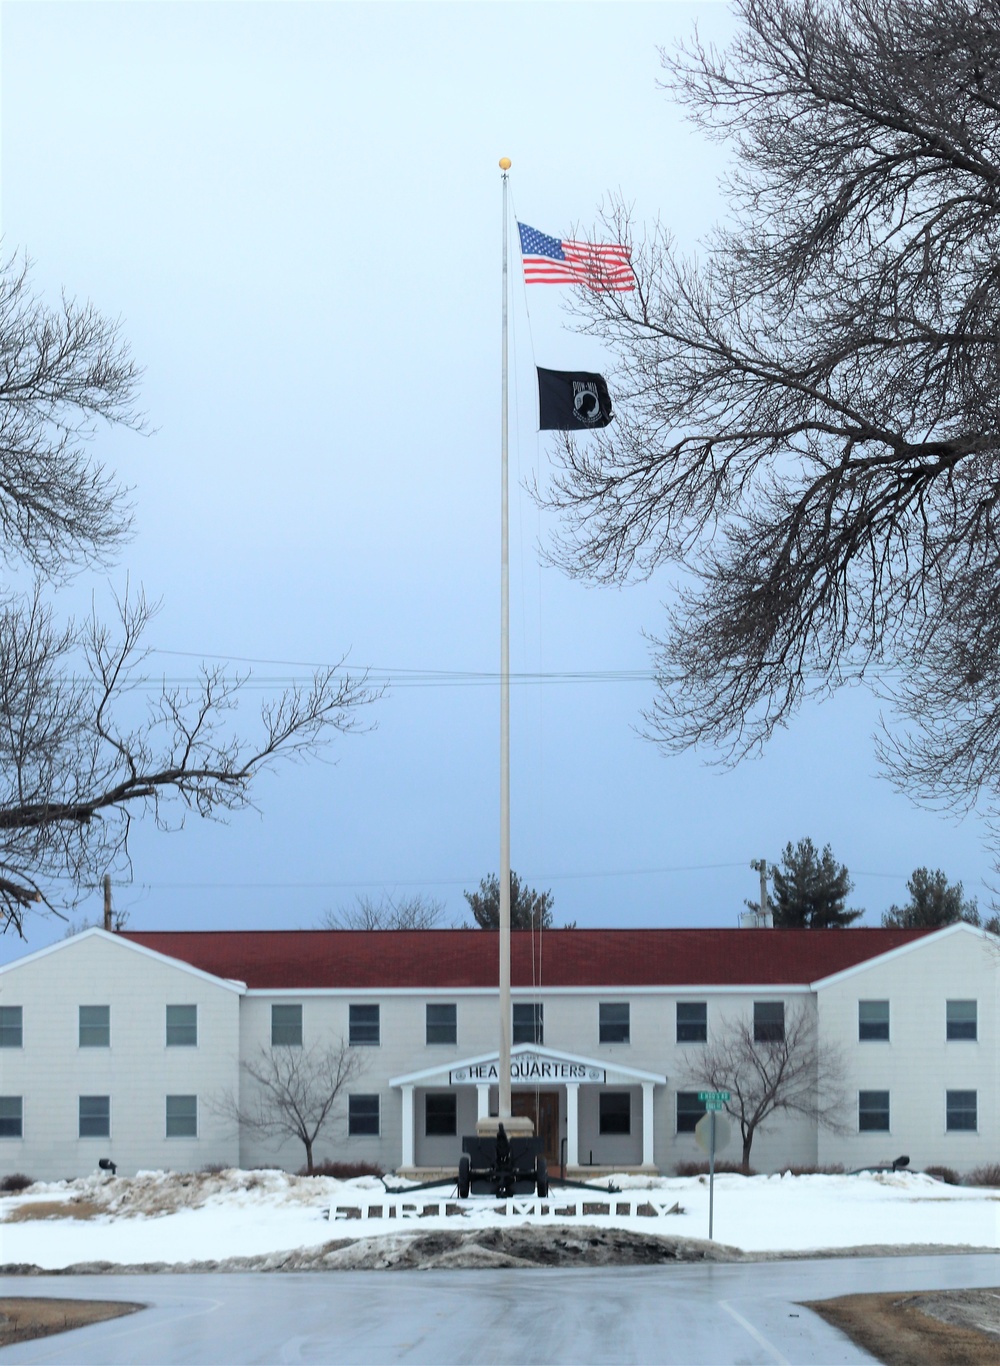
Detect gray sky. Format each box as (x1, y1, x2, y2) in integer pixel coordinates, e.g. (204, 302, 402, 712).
(0, 0, 994, 960)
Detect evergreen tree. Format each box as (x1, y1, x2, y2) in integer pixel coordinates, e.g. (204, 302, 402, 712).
(464, 872, 557, 930)
(882, 868, 979, 929)
(751, 838, 862, 928)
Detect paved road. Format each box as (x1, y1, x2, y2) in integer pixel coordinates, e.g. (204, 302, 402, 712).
(0, 1256, 997, 1364)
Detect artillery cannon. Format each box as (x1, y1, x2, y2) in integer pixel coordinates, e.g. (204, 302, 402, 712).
(458, 1122, 548, 1198)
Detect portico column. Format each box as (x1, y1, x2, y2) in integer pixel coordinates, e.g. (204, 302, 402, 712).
(477, 1084, 490, 1121)
(565, 1083, 579, 1168)
(401, 1085, 415, 1169)
(641, 1082, 655, 1168)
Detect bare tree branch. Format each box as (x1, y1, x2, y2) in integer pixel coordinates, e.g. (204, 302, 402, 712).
(0, 584, 380, 937)
(686, 1003, 847, 1170)
(321, 892, 450, 931)
(0, 256, 382, 936)
(0, 252, 143, 578)
(211, 1040, 365, 1174)
(538, 0, 1000, 827)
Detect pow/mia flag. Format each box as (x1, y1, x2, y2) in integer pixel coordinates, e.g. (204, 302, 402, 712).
(537, 367, 613, 431)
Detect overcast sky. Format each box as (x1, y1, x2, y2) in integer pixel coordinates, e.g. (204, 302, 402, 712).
(1, 1, 995, 962)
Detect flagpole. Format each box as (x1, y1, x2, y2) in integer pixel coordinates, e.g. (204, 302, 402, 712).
(498, 155, 512, 1124)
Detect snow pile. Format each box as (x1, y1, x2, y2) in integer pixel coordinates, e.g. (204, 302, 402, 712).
(1, 1168, 996, 1270)
(6, 1167, 387, 1219)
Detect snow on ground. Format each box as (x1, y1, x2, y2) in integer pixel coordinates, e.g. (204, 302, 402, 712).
(1, 1168, 997, 1269)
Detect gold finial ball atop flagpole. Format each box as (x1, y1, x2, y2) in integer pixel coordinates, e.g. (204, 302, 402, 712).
(499, 157, 511, 170)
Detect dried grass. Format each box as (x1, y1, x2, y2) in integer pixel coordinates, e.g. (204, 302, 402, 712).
(965, 1164, 1000, 1187)
(0, 1174, 33, 1194)
(299, 1159, 384, 1179)
(4, 1200, 103, 1222)
(673, 1160, 756, 1177)
(923, 1165, 962, 1186)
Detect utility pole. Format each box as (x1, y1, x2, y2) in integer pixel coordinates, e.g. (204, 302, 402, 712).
(103, 875, 113, 932)
(750, 858, 768, 923)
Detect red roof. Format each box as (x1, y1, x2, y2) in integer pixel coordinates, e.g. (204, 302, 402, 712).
(120, 927, 930, 990)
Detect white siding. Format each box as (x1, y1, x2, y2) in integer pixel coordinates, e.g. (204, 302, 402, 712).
(817, 926, 998, 1174)
(0, 932, 241, 1182)
(4, 924, 997, 1180)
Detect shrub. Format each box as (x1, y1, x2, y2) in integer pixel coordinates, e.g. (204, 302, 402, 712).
(298, 1159, 384, 1179)
(199, 1163, 229, 1175)
(965, 1164, 1000, 1187)
(923, 1165, 961, 1185)
(674, 1160, 755, 1177)
(0, 1172, 33, 1193)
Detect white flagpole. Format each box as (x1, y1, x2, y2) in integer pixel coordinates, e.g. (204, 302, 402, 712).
(498, 156, 512, 1123)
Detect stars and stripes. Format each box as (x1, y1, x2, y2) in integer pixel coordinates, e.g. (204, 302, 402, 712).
(517, 222, 634, 291)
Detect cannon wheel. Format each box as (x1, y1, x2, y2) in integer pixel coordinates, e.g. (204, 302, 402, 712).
(536, 1156, 548, 1198)
(458, 1154, 471, 1199)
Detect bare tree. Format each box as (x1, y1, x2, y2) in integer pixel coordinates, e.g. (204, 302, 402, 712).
(540, 0, 1000, 824)
(321, 892, 450, 931)
(215, 1040, 364, 1174)
(687, 1004, 847, 1171)
(0, 254, 141, 578)
(0, 257, 380, 935)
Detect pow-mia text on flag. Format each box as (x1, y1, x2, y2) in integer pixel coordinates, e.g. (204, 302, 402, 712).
(537, 368, 613, 431)
(518, 223, 633, 291)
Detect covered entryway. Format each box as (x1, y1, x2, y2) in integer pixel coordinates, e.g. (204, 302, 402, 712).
(391, 1044, 666, 1177)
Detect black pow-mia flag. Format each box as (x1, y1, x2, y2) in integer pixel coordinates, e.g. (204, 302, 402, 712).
(537, 367, 613, 431)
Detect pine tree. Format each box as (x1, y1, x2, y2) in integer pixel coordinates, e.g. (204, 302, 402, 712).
(464, 872, 557, 930)
(882, 868, 979, 929)
(751, 839, 862, 929)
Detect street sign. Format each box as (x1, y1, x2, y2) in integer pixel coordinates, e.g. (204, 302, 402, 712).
(695, 1113, 731, 1153)
(698, 1090, 730, 1104)
(693, 1109, 731, 1242)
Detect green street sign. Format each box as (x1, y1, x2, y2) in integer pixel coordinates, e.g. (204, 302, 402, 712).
(704, 1100, 725, 1110)
(698, 1090, 731, 1103)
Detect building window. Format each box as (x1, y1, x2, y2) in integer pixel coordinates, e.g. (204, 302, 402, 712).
(426, 1003, 457, 1046)
(599, 1003, 630, 1044)
(166, 1005, 198, 1047)
(676, 1002, 707, 1043)
(0, 1096, 22, 1138)
(946, 1000, 977, 1041)
(512, 1002, 543, 1045)
(859, 1090, 890, 1132)
(754, 1001, 784, 1042)
(0, 1006, 22, 1048)
(271, 1004, 302, 1047)
(858, 1000, 889, 1042)
(349, 1004, 380, 1046)
(425, 1093, 457, 1136)
(676, 1092, 707, 1133)
(166, 1094, 198, 1138)
(348, 1093, 380, 1136)
(79, 1095, 110, 1138)
(79, 1005, 110, 1048)
(599, 1091, 631, 1135)
(946, 1090, 977, 1132)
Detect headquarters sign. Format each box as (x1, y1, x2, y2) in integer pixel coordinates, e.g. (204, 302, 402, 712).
(450, 1052, 605, 1085)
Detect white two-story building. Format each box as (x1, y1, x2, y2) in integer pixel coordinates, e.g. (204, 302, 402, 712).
(0, 922, 995, 1181)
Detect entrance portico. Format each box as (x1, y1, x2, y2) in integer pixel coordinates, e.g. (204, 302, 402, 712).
(390, 1044, 666, 1176)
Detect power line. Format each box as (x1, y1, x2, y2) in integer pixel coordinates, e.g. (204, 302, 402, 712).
(105, 860, 918, 893)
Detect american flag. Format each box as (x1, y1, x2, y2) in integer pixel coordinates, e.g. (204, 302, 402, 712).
(517, 222, 634, 291)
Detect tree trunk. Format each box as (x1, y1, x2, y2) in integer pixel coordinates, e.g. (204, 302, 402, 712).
(304, 1139, 314, 1174)
(741, 1129, 754, 1174)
